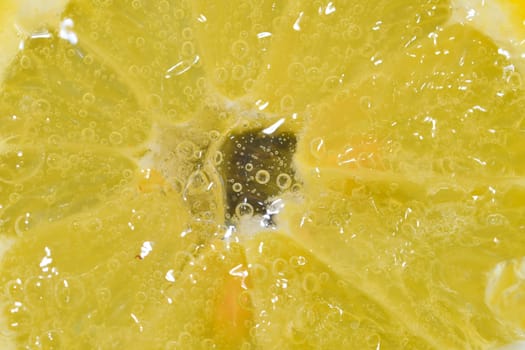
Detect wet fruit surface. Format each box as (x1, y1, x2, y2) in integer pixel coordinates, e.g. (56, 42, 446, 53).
(0, 0, 525, 349)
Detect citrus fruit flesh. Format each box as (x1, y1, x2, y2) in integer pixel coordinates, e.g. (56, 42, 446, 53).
(1, 0, 525, 349)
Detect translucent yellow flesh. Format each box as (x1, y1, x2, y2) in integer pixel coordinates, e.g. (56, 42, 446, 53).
(1, 0, 525, 349)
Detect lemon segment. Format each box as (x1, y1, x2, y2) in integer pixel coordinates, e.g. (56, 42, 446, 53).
(451, 0, 525, 70)
(0, 190, 198, 348)
(190, 0, 286, 100)
(65, 0, 207, 124)
(246, 0, 451, 116)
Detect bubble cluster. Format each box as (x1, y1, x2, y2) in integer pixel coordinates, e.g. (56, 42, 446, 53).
(218, 128, 297, 222)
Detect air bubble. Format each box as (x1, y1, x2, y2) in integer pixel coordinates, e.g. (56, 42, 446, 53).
(255, 170, 270, 184)
(208, 130, 221, 141)
(232, 183, 243, 192)
(131, 0, 142, 9)
(302, 273, 320, 293)
(174, 251, 195, 270)
(359, 96, 373, 111)
(178, 332, 193, 346)
(346, 24, 362, 41)
(201, 339, 215, 350)
(20, 55, 32, 69)
(232, 65, 247, 80)
(306, 67, 322, 84)
(276, 173, 292, 190)
(176, 141, 196, 160)
(291, 183, 302, 193)
(235, 202, 254, 217)
(31, 99, 51, 115)
(214, 67, 228, 83)
(82, 92, 96, 105)
(272, 258, 287, 276)
(24, 277, 48, 306)
(9, 192, 21, 203)
(181, 41, 195, 57)
(85, 217, 103, 232)
(55, 277, 85, 308)
(250, 264, 268, 281)
(280, 94, 295, 112)
(5, 279, 23, 299)
(323, 76, 340, 91)
(47, 134, 62, 145)
(147, 94, 163, 110)
(83, 55, 94, 65)
(486, 213, 507, 226)
(214, 151, 223, 165)
(185, 170, 210, 195)
(310, 137, 326, 159)
(40, 330, 62, 349)
(165, 340, 179, 350)
(243, 78, 254, 91)
(109, 131, 123, 145)
(231, 40, 249, 59)
(288, 62, 305, 81)
(135, 291, 147, 303)
(238, 290, 252, 310)
(507, 72, 522, 90)
(81, 128, 96, 141)
(14, 213, 33, 236)
(245, 163, 253, 172)
(182, 27, 193, 40)
(359, 44, 375, 58)
(291, 255, 307, 267)
(136, 36, 145, 47)
(96, 288, 112, 306)
(366, 333, 381, 348)
(6, 302, 31, 330)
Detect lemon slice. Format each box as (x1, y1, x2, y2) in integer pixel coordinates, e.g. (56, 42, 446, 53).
(1, 0, 525, 349)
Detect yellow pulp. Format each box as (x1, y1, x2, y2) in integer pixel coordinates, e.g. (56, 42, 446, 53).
(1, 0, 525, 349)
